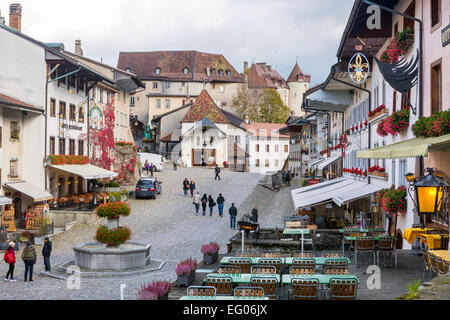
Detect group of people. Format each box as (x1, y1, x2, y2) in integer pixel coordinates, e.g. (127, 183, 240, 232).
(144, 160, 156, 177)
(3, 237, 52, 282)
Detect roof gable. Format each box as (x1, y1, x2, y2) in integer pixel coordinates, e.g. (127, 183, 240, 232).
(181, 90, 229, 124)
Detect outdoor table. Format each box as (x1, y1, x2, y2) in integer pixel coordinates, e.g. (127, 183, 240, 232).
(204, 273, 280, 284)
(283, 229, 311, 257)
(430, 250, 449, 263)
(219, 257, 351, 266)
(404, 228, 433, 256)
(179, 296, 269, 301)
(420, 234, 447, 250)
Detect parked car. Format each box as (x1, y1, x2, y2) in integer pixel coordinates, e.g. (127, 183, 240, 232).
(135, 178, 162, 199)
(138, 153, 165, 172)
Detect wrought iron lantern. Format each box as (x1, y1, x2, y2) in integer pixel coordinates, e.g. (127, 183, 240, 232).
(406, 168, 450, 216)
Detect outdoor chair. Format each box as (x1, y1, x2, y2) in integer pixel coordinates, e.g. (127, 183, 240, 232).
(251, 265, 277, 275)
(187, 286, 216, 297)
(261, 252, 281, 258)
(234, 287, 264, 298)
(322, 251, 344, 258)
(377, 236, 398, 270)
(250, 277, 278, 300)
(435, 256, 449, 275)
(217, 265, 241, 275)
(325, 259, 349, 275)
(289, 266, 315, 276)
(428, 252, 441, 276)
(422, 251, 434, 282)
(292, 258, 316, 269)
(57, 198, 66, 209)
(73, 197, 81, 210)
(236, 252, 256, 257)
(293, 251, 315, 258)
(329, 278, 358, 300)
(229, 258, 252, 273)
(259, 259, 281, 274)
(205, 276, 233, 295)
(355, 236, 376, 267)
(288, 278, 320, 300)
(440, 236, 449, 250)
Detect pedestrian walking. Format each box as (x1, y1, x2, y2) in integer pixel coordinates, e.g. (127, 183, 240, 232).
(3, 242, 16, 282)
(22, 241, 37, 282)
(251, 206, 259, 223)
(216, 194, 225, 217)
(144, 160, 150, 175)
(193, 192, 201, 216)
(173, 159, 178, 171)
(201, 194, 208, 216)
(214, 165, 221, 180)
(42, 237, 52, 273)
(183, 178, 190, 196)
(229, 203, 237, 230)
(189, 181, 196, 198)
(208, 195, 216, 216)
(150, 164, 155, 177)
(285, 171, 291, 186)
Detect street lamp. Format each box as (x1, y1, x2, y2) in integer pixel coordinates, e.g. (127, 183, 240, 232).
(406, 168, 450, 216)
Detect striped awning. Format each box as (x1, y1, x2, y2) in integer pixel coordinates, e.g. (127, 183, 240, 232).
(357, 134, 450, 159)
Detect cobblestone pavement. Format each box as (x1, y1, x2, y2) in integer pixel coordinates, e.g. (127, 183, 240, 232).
(0, 171, 425, 300)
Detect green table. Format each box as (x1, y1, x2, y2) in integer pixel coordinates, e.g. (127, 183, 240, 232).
(219, 257, 351, 266)
(179, 296, 269, 300)
(204, 273, 280, 284)
(281, 274, 360, 285)
(283, 229, 311, 235)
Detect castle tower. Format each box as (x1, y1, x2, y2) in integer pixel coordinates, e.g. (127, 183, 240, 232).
(287, 62, 311, 117)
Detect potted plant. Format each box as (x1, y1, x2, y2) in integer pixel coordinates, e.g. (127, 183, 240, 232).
(201, 242, 220, 265)
(137, 281, 173, 300)
(175, 258, 198, 287)
(223, 161, 228, 168)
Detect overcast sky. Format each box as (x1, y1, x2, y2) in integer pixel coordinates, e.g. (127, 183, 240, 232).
(2, 0, 355, 85)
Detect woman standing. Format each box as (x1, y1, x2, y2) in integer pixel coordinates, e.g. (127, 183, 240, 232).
(3, 242, 16, 282)
(183, 178, 190, 196)
(201, 194, 208, 216)
(22, 241, 37, 282)
(208, 195, 216, 216)
(189, 181, 196, 198)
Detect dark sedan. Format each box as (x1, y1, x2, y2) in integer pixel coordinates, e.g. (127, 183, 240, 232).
(135, 178, 162, 199)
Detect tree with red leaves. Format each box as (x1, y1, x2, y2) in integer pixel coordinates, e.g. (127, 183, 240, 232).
(90, 99, 116, 170)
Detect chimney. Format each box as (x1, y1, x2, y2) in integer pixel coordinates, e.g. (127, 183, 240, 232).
(75, 39, 83, 56)
(243, 61, 248, 73)
(9, 3, 22, 32)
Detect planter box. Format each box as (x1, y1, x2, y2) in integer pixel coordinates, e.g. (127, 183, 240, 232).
(203, 252, 219, 265)
(369, 109, 388, 121)
(177, 272, 195, 287)
(370, 172, 388, 179)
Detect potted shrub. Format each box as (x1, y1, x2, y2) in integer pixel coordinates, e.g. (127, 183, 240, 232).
(223, 161, 228, 168)
(176, 258, 198, 287)
(137, 281, 173, 300)
(201, 242, 220, 265)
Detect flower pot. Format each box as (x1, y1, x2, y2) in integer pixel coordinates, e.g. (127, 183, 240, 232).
(159, 293, 169, 301)
(177, 272, 195, 287)
(203, 252, 219, 265)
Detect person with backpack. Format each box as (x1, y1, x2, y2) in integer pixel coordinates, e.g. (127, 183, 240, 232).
(22, 241, 37, 282)
(3, 242, 16, 282)
(214, 165, 221, 180)
(201, 194, 208, 216)
(189, 181, 196, 198)
(42, 237, 52, 273)
(216, 194, 225, 218)
(208, 195, 216, 216)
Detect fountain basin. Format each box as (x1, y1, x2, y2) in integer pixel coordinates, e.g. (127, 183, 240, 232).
(74, 241, 151, 271)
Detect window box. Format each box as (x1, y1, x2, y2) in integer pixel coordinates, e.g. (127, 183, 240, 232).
(370, 172, 388, 180)
(369, 109, 389, 123)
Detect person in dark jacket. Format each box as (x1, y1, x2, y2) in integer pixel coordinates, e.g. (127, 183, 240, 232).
(208, 195, 216, 216)
(251, 206, 259, 223)
(216, 194, 225, 217)
(150, 164, 155, 177)
(285, 171, 291, 186)
(22, 242, 37, 282)
(42, 237, 52, 273)
(183, 178, 190, 196)
(201, 194, 208, 216)
(229, 203, 238, 230)
(214, 165, 221, 180)
(3, 242, 16, 282)
(189, 181, 196, 198)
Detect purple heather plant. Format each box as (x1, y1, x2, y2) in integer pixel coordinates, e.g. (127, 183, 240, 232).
(201, 242, 220, 255)
(175, 258, 198, 276)
(137, 281, 172, 300)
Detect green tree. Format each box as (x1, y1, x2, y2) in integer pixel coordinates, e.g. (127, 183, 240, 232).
(259, 89, 291, 124)
(231, 86, 262, 122)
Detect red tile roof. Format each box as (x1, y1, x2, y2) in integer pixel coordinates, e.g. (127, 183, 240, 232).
(287, 63, 311, 83)
(247, 63, 289, 89)
(0, 93, 41, 111)
(117, 51, 245, 83)
(242, 122, 290, 138)
(181, 90, 229, 124)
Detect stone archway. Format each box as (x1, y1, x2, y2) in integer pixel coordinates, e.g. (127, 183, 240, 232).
(396, 229, 403, 249)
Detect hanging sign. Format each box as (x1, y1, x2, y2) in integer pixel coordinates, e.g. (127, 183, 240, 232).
(348, 52, 370, 85)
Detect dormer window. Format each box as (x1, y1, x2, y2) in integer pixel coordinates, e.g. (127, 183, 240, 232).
(210, 69, 216, 76)
(218, 69, 223, 76)
(155, 68, 161, 75)
(183, 67, 189, 74)
(226, 70, 231, 77)
(125, 67, 131, 73)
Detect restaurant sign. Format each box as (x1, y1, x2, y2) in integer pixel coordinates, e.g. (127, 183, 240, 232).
(442, 24, 450, 47)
